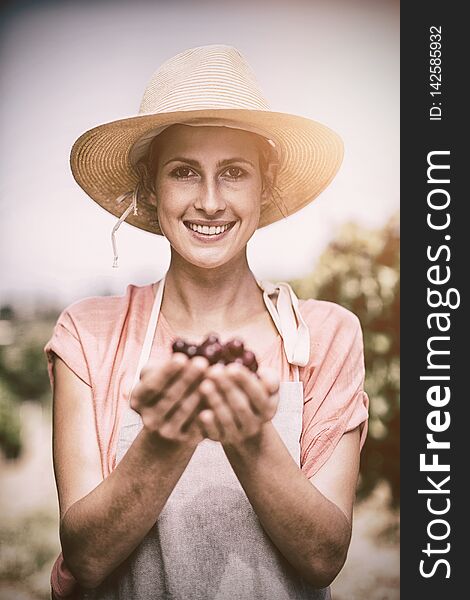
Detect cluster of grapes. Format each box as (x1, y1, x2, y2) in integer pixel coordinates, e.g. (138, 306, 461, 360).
(172, 334, 258, 373)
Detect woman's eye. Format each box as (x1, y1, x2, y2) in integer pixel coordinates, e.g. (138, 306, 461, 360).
(171, 166, 196, 179)
(224, 166, 245, 179)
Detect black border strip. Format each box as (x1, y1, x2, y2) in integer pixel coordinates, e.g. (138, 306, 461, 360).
(401, 2, 465, 596)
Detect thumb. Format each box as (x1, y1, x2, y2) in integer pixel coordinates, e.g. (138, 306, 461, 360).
(257, 366, 280, 395)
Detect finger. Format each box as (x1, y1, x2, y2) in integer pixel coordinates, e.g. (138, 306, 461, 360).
(137, 355, 209, 413)
(157, 388, 203, 440)
(165, 356, 209, 416)
(140, 352, 187, 382)
(228, 364, 279, 421)
(133, 353, 188, 408)
(206, 366, 257, 433)
(167, 389, 203, 432)
(223, 363, 267, 416)
(197, 409, 222, 441)
(256, 366, 280, 396)
(199, 376, 238, 439)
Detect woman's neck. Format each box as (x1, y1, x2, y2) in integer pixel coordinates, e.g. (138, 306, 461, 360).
(161, 251, 265, 335)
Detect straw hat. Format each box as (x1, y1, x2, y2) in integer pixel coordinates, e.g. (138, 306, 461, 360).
(70, 44, 344, 236)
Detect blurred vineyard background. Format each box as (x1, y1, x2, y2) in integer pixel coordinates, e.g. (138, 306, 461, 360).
(0, 215, 399, 600)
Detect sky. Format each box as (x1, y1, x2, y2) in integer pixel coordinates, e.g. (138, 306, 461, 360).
(0, 0, 399, 309)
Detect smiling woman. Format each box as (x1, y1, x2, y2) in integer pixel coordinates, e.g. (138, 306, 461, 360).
(44, 44, 369, 600)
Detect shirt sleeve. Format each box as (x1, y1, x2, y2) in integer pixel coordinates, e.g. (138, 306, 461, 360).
(50, 553, 80, 599)
(44, 304, 92, 389)
(299, 302, 369, 480)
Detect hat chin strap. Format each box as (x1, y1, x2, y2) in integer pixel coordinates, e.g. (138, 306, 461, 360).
(111, 191, 138, 268)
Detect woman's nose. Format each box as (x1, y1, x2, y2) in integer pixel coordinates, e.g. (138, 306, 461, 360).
(193, 179, 226, 215)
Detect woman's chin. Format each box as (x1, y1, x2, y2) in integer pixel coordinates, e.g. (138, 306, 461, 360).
(171, 246, 242, 270)
(183, 254, 231, 270)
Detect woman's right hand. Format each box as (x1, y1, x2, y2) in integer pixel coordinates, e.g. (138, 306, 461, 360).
(131, 353, 209, 446)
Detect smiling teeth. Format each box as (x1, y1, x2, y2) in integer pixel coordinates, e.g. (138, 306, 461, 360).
(188, 223, 232, 235)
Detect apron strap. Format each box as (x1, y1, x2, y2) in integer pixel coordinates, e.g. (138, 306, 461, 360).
(129, 274, 166, 404)
(292, 365, 300, 383)
(256, 280, 310, 368)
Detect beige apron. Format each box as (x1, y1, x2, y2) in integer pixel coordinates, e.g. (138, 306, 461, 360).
(82, 276, 331, 599)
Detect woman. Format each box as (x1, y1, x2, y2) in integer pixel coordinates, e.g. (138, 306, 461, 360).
(45, 45, 369, 599)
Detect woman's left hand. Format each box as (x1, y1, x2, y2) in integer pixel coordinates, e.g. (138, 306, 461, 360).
(196, 363, 280, 446)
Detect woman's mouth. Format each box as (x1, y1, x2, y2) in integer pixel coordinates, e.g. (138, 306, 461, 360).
(183, 221, 236, 241)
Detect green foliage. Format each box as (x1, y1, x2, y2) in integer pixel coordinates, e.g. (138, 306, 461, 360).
(0, 381, 22, 459)
(291, 215, 400, 507)
(0, 342, 51, 400)
(0, 304, 15, 320)
(0, 319, 55, 457)
(0, 319, 54, 402)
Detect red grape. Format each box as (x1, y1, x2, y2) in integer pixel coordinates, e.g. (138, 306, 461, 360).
(172, 339, 187, 354)
(225, 338, 244, 358)
(201, 334, 220, 347)
(204, 342, 223, 365)
(186, 345, 198, 358)
(171, 334, 258, 373)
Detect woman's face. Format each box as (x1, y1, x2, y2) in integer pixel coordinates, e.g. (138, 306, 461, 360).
(152, 124, 264, 269)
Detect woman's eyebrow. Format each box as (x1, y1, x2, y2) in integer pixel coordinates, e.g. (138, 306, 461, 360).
(162, 157, 256, 168)
(162, 157, 201, 168)
(217, 158, 256, 168)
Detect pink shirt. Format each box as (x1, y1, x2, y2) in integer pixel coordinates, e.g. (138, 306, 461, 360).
(44, 281, 369, 598)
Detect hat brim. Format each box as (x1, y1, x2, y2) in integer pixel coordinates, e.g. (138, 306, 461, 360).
(70, 109, 344, 235)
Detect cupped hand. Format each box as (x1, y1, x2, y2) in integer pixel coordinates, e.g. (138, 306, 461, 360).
(196, 363, 280, 447)
(131, 353, 211, 446)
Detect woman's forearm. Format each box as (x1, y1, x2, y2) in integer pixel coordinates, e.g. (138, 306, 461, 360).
(60, 429, 197, 589)
(223, 422, 351, 588)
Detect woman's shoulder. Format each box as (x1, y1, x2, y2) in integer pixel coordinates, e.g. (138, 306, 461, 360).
(299, 297, 361, 333)
(45, 283, 155, 387)
(298, 297, 363, 362)
(56, 282, 154, 332)
(297, 298, 366, 396)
